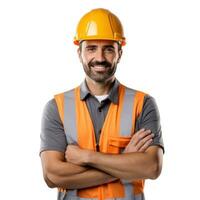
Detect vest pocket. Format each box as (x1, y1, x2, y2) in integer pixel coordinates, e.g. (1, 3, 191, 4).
(108, 136, 131, 154)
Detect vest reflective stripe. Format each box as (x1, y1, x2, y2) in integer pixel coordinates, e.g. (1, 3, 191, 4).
(63, 89, 78, 144)
(131, 91, 147, 136)
(120, 87, 136, 137)
(54, 84, 146, 200)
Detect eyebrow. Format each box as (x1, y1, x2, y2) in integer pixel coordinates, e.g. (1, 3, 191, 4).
(103, 45, 115, 49)
(85, 45, 115, 49)
(85, 45, 97, 49)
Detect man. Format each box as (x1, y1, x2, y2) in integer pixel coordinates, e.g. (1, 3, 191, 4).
(40, 8, 164, 200)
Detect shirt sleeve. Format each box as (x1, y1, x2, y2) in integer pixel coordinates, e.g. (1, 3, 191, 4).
(136, 95, 164, 153)
(40, 98, 67, 154)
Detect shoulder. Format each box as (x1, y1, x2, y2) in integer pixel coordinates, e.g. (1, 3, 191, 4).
(54, 86, 79, 99)
(122, 84, 160, 113)
(140, 94, 161, 120)
(43, 98, 57, 114)
(123, 84, 155, 104)
(122, 85, 148, 106)
(143, 95, 159, 111)
(42, 98, 59, 121)
(122, 84, 147, 97)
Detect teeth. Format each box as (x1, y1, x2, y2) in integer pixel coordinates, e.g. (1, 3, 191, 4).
(94, 65, 105, 68)
(92, 65, 107, 72)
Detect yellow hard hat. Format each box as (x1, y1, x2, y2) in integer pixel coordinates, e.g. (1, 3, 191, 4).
(74, 8, 126, 46)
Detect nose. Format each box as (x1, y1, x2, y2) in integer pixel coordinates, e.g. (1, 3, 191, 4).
(95, 49, 106, 62)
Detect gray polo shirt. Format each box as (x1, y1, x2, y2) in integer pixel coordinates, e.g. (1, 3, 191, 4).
(40, 79, 164, 154)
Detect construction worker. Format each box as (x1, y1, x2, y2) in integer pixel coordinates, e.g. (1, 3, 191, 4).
(40, 8, 164, 200)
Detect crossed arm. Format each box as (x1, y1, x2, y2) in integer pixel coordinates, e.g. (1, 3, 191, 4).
(41, 129, 163, 189)
(41, 151, 117, 189)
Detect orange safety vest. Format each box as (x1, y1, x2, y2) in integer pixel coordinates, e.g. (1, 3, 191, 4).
(54, 83, 146, 200)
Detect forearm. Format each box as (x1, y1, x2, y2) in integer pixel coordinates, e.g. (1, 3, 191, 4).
(41, 151, 117, 189)
(41, 151, 88, 188)
(87, 147, 160, 181)
(48, 160, 88, 177)
(41, 151, 88, 177)
(48, 167, 117, 189)
(43, 161, 88, 188)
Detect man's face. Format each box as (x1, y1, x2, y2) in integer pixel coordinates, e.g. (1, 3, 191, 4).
(78, 40, 122, 83)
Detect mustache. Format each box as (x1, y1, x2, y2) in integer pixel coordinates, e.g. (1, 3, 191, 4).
(88, 60, 112, 68)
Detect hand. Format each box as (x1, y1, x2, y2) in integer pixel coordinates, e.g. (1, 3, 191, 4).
(65, 145, 92, 166)
(124, 128, 154, 153)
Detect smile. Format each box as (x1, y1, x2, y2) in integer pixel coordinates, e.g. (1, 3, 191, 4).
(92, 65, 108, 72)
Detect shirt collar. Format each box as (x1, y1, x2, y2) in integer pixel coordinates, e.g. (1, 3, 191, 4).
(80, 78, 120, 104)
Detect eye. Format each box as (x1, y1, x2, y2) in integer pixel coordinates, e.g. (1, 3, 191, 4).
(104, 47, 115, 53)
(86, 46, 97, 52)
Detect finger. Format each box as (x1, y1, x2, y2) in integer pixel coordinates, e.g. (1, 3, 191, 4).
(136, 129, 152, 144)
(136, 129, 152, 138)
(136, 133, 154, 149)
(138, 138, 153, 152)
(135, 128, 146, 135)
(131, 129, 152, 146)
(129, 128, 145, 144)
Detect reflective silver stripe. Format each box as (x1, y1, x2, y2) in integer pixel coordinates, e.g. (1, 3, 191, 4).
(64, 89, 78, 144)
(123, 183, 134, 200)
(134, 193, 145, 200)
(120, 87, 136, 136)
(62, 89, 79, 200)
(119, 87, 145, 200)
(121, 184, 145, 200)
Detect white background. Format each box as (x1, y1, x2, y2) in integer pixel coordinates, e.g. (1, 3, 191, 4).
(0, 0, 200, 199)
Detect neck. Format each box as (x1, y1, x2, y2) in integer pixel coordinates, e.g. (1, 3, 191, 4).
(85, 76, 115, 96)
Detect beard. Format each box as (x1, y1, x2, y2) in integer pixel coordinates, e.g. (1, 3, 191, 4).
(82, 59, 117, 83)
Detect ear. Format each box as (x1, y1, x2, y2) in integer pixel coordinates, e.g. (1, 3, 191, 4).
(77, 47, 82, 62)
(117, 49, 123, 63)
